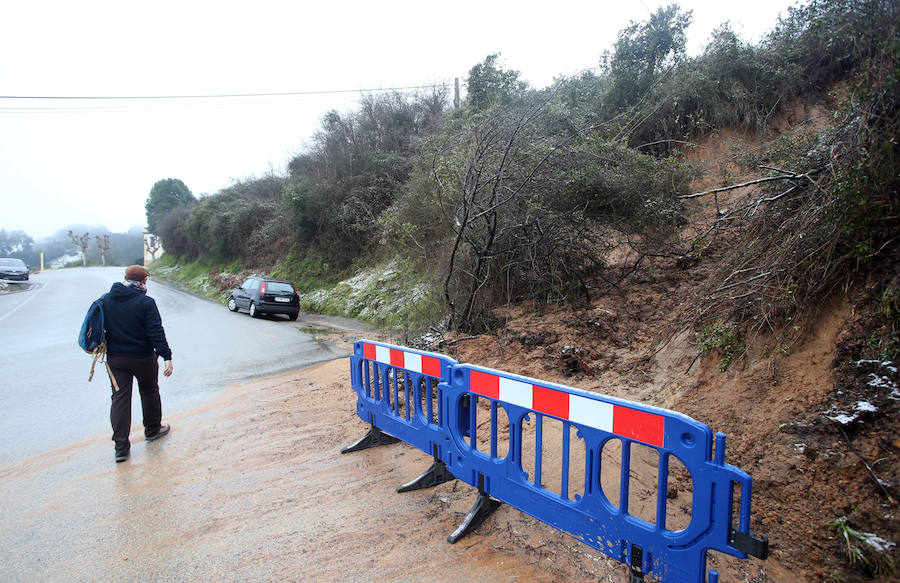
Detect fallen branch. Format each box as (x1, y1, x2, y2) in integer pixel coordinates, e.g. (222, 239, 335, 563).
(833, 421, 897, 506)
(635, 139, 715, 151)
(438, 335, 479, 347)
(685, 352, 702, 374)
(679, 176, 791, 199)
(710, 271, 771, 295)
(690, 184, 799, 247)
(742, 186, 799, 218)
(679, 166, 820, 199)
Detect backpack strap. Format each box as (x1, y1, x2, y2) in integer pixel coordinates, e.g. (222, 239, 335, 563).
(87, 293, 120, 392)
(88, 340, 120, 392)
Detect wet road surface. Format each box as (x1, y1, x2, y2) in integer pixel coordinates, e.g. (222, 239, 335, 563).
(0, 267, 342, 465)
(0, 361, 629, 583)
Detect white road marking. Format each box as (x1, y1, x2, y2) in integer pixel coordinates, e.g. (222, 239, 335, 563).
(0, 282, 46, 322)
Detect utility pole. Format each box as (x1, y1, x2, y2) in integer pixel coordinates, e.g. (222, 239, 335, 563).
(454, 78, 460, 109)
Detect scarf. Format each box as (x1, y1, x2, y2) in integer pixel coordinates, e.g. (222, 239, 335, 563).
(125, 279, 148, 294)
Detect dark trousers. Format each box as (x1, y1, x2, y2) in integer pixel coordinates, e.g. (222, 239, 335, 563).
(108, 354, 163, 448)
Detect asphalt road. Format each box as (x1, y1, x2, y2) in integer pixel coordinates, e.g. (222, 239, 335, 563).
(0, 359, 618, 583)
(0, 267, 343, 465)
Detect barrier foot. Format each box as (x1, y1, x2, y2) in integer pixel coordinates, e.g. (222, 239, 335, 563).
(629, 544, 645, 582)
(729, 528, 769, 560)
(340, 424, 400, 454)
(447, 474, 500, 544)
(397, 444, 455, 492)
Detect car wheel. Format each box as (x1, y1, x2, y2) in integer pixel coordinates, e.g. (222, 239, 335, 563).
(227, 297, 238, 312)
(288, 312, 298, 321)
(249, 301, 259, 318)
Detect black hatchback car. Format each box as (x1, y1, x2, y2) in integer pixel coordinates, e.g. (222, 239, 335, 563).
(227, 277, 300, 320)
(0, 258, 29, 281)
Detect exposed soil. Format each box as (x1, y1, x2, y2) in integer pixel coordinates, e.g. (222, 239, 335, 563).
(309, 250, 894, 583)
(392, 121, 899, 582)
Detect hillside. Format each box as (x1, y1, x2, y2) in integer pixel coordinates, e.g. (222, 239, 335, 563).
(432, 123, 898, 581)
(151, 2, 899, 579)
(158, 108, 898, 581)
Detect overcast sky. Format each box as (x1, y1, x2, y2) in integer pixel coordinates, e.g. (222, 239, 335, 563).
(0, 0, 797, 239)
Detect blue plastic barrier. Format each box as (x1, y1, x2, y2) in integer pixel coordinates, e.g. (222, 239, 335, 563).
(344, 340, 767, 582)
(345, 340, 457, 460)
(442, 364, 767, 582)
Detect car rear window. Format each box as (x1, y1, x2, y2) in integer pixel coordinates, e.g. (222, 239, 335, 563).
(266, 281, 294, 293)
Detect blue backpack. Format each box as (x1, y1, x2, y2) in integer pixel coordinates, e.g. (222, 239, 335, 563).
(78, 294, 119, 389)
(78, 294, 107, 354)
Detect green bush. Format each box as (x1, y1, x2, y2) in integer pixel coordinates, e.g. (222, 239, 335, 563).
(826, 517, 896, 577)
(147, 1, 899, 338)
(697, 323, 745, 371)
(606, 1, 899, 152)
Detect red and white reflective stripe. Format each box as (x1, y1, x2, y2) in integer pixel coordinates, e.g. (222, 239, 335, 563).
(362, 343, 443, 377)
(469, 370, 665, 448)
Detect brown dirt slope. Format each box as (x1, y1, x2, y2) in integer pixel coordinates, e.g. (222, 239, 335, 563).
(424, 120, 898, 582)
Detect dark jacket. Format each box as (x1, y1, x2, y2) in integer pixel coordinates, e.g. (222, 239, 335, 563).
(104, 282, 172, 360)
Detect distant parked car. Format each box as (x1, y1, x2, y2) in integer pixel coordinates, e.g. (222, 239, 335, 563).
(227, 277, 300, 320)
(0, 258, 29, 281)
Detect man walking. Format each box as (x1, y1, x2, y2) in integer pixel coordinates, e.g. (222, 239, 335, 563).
(104, 265, 173, 462)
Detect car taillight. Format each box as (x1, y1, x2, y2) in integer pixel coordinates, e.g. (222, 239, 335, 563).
(291, 284, 298, 295)
(260, 282, 267, 296)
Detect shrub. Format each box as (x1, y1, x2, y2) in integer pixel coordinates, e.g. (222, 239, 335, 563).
(691, 2, 899, 337)
(697, 322, 745, 371)
(826, 517, 896, 577)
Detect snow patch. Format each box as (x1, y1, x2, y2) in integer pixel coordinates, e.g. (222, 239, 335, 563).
(826, 411, 859, 425)
(860, 532, 896, 554)
(855, 401, 877, 413)
(856, 359, 897, 373)
(298, 259, 433, 326)
(825, 400, 879, 425)
(856, 360, 899, 398)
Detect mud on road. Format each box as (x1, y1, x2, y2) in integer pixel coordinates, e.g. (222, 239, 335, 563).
(0, 357, 617, 582)
(1, 342, 776, 582)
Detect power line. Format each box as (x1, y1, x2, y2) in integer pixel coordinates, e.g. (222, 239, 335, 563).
(0, 83, 454, 114)
(0, 84, 450, 101)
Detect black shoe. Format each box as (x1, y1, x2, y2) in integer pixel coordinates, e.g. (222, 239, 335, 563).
(146, 423, 170, 442)
(115, 446, 130, 463)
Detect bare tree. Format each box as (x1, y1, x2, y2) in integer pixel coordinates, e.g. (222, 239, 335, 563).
(68, 231, 90, 267)
(144, 234, 161, 262)
(429, 96, 591, 331)
(421, 88, 689, 332)
(95, 234, 110, 266)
